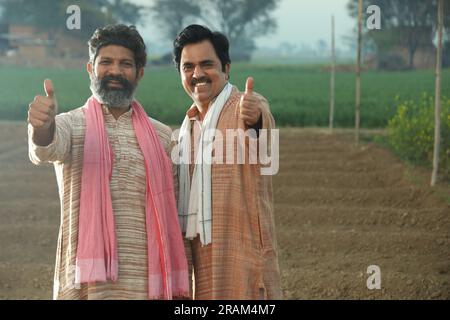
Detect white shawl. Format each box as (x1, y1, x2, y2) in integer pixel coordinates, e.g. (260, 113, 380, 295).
(178, 82, 233, 245)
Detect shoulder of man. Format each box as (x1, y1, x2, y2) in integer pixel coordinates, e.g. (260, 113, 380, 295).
(148, 116, 172, 151)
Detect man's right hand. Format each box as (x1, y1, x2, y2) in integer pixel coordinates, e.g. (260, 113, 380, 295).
(28, 79, 58, 130)
(28, 79, 58, 146)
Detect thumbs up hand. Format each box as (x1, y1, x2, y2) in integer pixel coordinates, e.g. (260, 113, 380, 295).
(239, 77, 262, 127)
(28, 79, 58, 130)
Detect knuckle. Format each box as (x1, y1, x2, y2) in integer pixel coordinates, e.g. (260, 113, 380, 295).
(44, 97, 53, 107)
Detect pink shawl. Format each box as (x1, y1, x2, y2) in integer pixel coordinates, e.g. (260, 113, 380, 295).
(75, 96, 189, 299)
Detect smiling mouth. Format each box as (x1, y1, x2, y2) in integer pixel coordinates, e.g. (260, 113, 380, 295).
(192, 78, 210, 87)
(194, 82, 209, 87)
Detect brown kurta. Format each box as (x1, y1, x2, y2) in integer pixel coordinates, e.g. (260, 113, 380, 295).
(186, 87, 282, 300)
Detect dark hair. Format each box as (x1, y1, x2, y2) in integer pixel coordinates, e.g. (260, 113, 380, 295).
(173, 24, 230, 72)
(88, 24, 147, 69)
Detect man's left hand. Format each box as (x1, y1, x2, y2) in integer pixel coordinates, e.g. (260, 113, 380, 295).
(239, 77, 262, 127)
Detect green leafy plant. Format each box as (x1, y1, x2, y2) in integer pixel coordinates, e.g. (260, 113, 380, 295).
(386, 93, 450, 180)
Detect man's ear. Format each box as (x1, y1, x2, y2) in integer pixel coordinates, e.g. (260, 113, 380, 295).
(136, 67, 144, 81)
(225, 63, 231, 80)
(86, 62, 93, 77)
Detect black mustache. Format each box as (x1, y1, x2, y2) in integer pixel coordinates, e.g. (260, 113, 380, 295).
(101, 75, 133, 90)
(191, 77, 210, 86)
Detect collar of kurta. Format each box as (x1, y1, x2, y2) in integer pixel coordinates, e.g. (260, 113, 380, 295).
(101, 104, 133, 118)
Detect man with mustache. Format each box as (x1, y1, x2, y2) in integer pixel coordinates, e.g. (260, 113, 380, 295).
(174, 24, 282, 299)
(27, 25, 189, 299)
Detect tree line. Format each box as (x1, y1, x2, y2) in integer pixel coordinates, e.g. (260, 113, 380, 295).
(0, 0, 142, 37)
(0, 0, 279, 61)
(347, 0, 450, 69)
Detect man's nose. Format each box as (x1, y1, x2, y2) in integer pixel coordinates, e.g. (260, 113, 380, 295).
(107, 63, 122, 76)
(193, 65, 205, 78)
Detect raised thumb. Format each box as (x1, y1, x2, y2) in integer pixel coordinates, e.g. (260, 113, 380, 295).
(44, 79, 54, 98)
(245, 77, 254, 95)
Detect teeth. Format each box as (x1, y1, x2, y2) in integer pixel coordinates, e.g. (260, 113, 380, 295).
(195, 82, 208, 86)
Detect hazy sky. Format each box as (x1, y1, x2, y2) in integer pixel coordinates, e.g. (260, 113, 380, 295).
(257, 0, 355, 48)
(134, 0, 355, 51)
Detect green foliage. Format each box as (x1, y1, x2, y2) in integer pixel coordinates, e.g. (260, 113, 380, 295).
(150, 0, 201, 40)
(0, 65, 449, 129)
(386, 94, 450, 179)
(347, 0, 449, 69)
(150, 0, 279, 59)
(0, 0, 144, 39)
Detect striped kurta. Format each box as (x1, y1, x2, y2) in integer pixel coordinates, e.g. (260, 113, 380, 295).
(185, 87, 282, 300)
(28, 105, 179, 299)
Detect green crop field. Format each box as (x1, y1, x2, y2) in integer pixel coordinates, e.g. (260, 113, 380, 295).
(0, 64, 449, 128)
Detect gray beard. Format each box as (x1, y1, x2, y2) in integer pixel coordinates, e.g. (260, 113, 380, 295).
(90, 75, 136, 109)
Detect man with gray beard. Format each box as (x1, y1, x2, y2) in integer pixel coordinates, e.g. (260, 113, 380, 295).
(27, 25, 189, 300)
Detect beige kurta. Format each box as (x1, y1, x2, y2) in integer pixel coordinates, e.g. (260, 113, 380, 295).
(186, 87, 282, 300)
(28, 105, 178, 299)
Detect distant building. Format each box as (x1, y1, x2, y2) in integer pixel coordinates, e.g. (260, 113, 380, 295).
(391, 45, 436, 70)
(365, 45, 437, 71)
(0, 23, 87, 68)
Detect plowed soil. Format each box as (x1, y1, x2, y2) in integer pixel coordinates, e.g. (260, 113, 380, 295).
(0, 122, 449, 299)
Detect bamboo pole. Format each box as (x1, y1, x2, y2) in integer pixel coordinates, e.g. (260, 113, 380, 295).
(329, 15, 336, 131)
(355, 0, 362, 144)
(431, 0, 444, 186)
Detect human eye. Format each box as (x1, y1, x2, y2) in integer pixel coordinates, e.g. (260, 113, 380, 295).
(122, 60, 134, 67)
(202, 61, 214, 68)
(182, 63, 194, 71)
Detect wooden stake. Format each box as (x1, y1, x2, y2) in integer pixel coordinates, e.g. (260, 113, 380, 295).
(355, 0, 362, 144)
(329, 15, 336, 131)
(431, 0, 444, 186)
